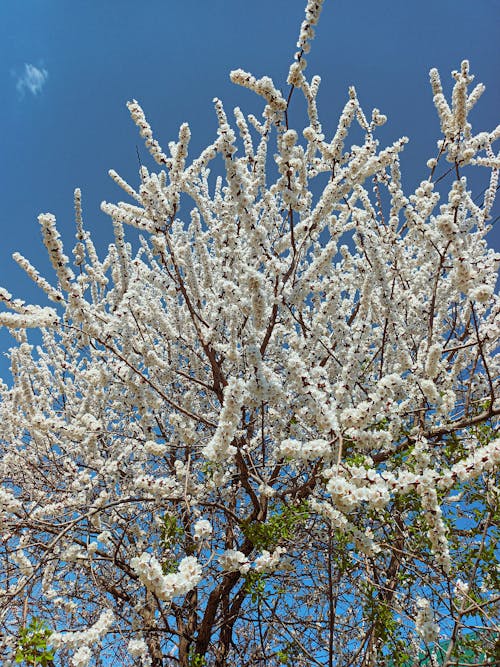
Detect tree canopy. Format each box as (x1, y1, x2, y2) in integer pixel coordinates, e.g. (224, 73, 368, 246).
(0, 1, 499, 665)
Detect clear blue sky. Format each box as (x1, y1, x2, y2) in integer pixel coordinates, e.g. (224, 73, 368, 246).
(0, 0, 499, 370)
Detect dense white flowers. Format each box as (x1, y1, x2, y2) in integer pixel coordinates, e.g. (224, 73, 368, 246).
(38, 212, 75, 292)
(254, 547, 286, 573)
(0, 1, 498, 665)
(202, 377, 247, 462)
(128, 638, 148, 656)
(51, 610, 114, 650)
(218, 549, 250, 574)
(280, 437, 331, 461)
(126, 100, 168, 166)
(0, 304, 59, 329)
(296, 0, 324, 53)
(415, 598, 440, 644)
(0, 487, 22, 517)
(143, 439, 167, 456)
(130, 553, 202, 600)
(10, 548, 33, 577)
(193, 519, 213, 541)
(230, 70, 287, 111)
(71, 646, 92, 667)
(127, 638, 153, 666)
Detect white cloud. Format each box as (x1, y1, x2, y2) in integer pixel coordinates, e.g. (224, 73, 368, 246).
(16, 63, 48, 97)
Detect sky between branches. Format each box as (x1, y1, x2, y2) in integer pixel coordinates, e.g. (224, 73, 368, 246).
(0, 0, 499, 372)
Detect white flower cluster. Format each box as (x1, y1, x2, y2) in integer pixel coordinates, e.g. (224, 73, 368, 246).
(419, 485, 451, 573)
(280, 437, 331, 461)
(202, 377, 247, 462)
(126, 100, 168, 165)
(61, 543, 86, 562)
(425, 343, 442, 380)
(313, 436, 499, 563)
(274, 129, 309, 211)
(128, 638, 148, 657)
(143, 439, 167, 456)
(38, 213, 75, 292)
(193, 519, 213, 541)
(128, 638, 151, 666)
(51, 609, 114, 651)
(453, 579, 469, 601)
(71, 646, 92, 667)
(218, 546, 286, 575)
(130, 552, 202, 600)
(415, 598, 440, 644)
(12, 252, 64, 303)
(430, 60, 497, 167)
(296, 0, 324, 54)
(10, 547, 33, 577)
(0, 487, 22, 523)
(437, 437, 500, 489)
(218, 549, 250, 574)
(100, 200, 156, 234)
(324, 465, 391, 512)
(230, 69, 287, 111)
(134, 474, 182, 499)
(0, 305, 59, 330)
(254, 546, 286, 573)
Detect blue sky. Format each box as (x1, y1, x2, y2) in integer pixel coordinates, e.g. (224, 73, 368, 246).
(0, 0, 499, 372)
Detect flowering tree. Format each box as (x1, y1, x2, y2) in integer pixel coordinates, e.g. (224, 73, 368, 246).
(1, 1, 499, 665)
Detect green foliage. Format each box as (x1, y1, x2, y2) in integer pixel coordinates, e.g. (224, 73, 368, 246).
(275, 640, 301, 666)
(473, 407, 495, 448)
(362, 582, 395, 644)
(244, 570, 267, 604)
(188, 648, 206, 667)
(330, 529, 352, 575)
(241, 500, 309, 551)
(161, 558, 179, 575)
(343, 452, 371, 467)
(158, 512, 185, 573)
(359, 580, 414, 664)
(160, 512, 184, 546)
(385, 642, 411, 667)
(277, 650, 288, 665)
(15, 617, 54, 666)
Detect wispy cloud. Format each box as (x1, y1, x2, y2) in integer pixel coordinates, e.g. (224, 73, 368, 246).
(16, 63, 48, 97)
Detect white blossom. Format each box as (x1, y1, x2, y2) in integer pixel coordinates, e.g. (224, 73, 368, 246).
(71, 646, 92, 667)
(130, 553, 202, 600)
(218, 549, 250, 574)
(254, 547, 286, 573)
(415, 598, 440, 644)
(193, 519, 213, 541)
